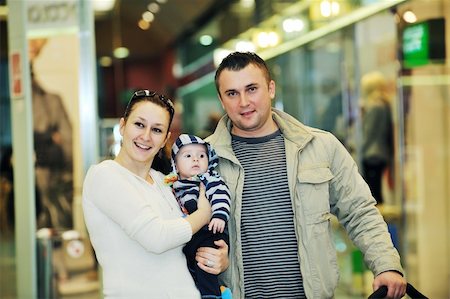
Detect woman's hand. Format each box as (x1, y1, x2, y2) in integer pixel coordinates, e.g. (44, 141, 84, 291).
(195, 239, 229, 275)
(196, 183, 211, 217)
(185, 183, 211, 234)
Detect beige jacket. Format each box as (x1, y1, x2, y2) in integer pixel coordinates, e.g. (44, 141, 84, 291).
(206, 108, 403, 299)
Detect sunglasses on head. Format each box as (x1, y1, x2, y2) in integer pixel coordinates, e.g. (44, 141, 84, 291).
(129, 89, 175, 117)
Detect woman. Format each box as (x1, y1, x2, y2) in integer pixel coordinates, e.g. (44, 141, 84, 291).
(82, 90, 228, 298)
(360, 72, 394, 205)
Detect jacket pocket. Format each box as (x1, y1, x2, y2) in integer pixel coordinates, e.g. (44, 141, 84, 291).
(297, 167, 338, 297)
(297, 166, 334, 215)
(305, 211, 339, 297)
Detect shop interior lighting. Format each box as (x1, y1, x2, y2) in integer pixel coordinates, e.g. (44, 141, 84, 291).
(199, 35, 214, 46)
(113, 47, 129, 59)
(0, 5, 8, 19)
(138, 19, 151, 30)
(99, 56, 113, 67)
(402, 10, 417, 23)
(255, 31, 280, 48)
(156, 0, 168, 3)
(320, 0, 340, 17)
(93, 0, 116, 12)
(235, 40, 256, 52)
(214, 49, 233, 67)
(142, 11, 155, 22)
(147, 3, 160, 13)
(240, 0, 255, 9)
(282, 18, 305, 33)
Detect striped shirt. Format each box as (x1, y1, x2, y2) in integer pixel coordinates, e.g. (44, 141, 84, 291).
(232, 130, 305, 298)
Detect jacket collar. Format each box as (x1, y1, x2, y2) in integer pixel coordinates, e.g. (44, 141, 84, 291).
(207, 108, 314, 153)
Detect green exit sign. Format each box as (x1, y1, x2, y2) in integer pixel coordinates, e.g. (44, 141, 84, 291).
(402, 18, 446, 68)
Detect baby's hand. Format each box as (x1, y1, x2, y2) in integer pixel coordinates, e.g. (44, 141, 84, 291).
(208, 218, 225, 234)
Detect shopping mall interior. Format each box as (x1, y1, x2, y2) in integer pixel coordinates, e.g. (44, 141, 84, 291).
(0, 0, 449, 298)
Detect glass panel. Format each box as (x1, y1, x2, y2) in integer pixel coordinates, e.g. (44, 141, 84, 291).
(397, 3, 450, 297)
(0, 46, 17, 299)
(0, 146, 16, 298)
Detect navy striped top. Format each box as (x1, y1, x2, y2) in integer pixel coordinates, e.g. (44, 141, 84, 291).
(232, 130, 306, 298)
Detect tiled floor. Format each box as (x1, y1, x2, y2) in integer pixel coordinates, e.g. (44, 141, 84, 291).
(1, 233, 374, 299)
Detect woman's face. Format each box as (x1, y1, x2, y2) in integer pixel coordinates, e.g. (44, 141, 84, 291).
(119, 101, 171, 167)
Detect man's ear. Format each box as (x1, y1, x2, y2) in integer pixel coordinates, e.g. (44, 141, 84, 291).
(269, 80, 276, 100)
(217, 93, 225, 110)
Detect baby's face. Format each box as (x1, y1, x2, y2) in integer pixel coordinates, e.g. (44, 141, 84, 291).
(175, 144, 209, 179)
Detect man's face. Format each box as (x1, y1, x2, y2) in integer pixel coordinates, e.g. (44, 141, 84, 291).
(175, 144, 209, 179)
(217, 64, 276, 137)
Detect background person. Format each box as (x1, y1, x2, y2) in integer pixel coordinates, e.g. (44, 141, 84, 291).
(205, 52, 406, 299)
(360, 71, 394, 205)
(166, 133, 231, 298)
(82, 90, 228, 298)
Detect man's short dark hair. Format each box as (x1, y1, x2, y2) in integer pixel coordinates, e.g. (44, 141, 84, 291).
(214, 52, 272, 94)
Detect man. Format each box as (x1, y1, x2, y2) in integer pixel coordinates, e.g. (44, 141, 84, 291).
(206, 52, 406, 298)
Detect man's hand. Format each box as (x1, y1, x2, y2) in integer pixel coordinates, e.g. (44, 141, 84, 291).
(373, 271, 406, 299)
(196, 240, 229, 275)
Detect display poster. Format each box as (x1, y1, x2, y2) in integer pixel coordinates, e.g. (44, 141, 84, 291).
(29, 34, 79, 230)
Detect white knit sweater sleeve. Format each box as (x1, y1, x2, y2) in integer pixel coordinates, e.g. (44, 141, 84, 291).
(83, 161, 192, 254)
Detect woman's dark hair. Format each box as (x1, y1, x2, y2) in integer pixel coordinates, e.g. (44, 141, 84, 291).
(214, 52, 272, 94)
(151, 147, 172, 174)
(123, 89, 175, 128)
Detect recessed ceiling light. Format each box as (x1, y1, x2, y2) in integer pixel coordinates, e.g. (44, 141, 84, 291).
(93, 0, 116, 12)
(138, 19, 151, 30)
(147, 3, 160, 13)
(142, 11, 154, 22)
(99, 56, 112, 67)
(113, 47, 129, 59)
(199, 35, 213, 46)
(402, 11, 417, 23)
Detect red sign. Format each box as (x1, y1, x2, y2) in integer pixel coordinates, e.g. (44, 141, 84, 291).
(11, 52, 23, 98)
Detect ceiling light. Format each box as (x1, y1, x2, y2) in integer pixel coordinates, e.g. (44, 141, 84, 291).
(199, 35, 213, 46)
(99, 56, 112, 67)
(320, 0, 340, 17)
(235, 40, 256, 52)
(156, 0, 167, 3)
(138, 19, 151, 30)
(213, 49, 233, 67)
(282, 18, 305, 33)
(0, 5, 8, 18)
(147, 3, 160, 13)
(113, 47, 129, 59)
(240, 0, 254, 8)
(142, 11, 154, 22)
(402, 11, 417, 23)
(93, 0, 116, 12)
(255, 31, 279, 48)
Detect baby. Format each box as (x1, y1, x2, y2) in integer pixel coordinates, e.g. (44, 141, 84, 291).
(166, 134, 231, 298)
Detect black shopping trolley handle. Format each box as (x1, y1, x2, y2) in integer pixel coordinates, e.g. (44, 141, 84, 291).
(367, 282, 428, 299)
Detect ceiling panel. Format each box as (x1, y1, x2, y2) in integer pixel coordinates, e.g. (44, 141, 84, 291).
(95, 0, 218, 61)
